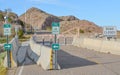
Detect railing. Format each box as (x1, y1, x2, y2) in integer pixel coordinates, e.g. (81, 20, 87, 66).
(33, 34, 75, 46)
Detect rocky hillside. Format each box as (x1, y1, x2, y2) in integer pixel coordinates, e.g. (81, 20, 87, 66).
(19, 7, 61, 30)
(60, 20, 102, 34)
(0, 10, 24, 37)
(59, 15, 79, 21)
(19, 7, 102, 34)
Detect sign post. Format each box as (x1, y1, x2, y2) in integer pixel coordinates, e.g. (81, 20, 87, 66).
(3, 9, 12, 68)
(52, 22, 60, 70)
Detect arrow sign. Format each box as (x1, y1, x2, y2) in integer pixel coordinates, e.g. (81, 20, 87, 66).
(4, 44, 12, 50)
(52, 43, 60, 50)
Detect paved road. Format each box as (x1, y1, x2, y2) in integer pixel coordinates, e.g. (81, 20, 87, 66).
(7, 44, 120, 75)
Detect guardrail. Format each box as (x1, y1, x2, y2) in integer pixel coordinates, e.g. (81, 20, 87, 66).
(34, 34, 74, 46)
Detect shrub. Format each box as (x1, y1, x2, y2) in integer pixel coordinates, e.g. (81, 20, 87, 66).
(79, 29, 84, 33)
(0, 14, 4, 21)
(18, 29, 24, 38)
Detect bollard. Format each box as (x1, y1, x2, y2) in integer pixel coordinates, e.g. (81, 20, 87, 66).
(57, 39, 59, 44)
(65, 38, 67, 45)
(43, 39, 44, 45)
(50, 39, 53, 46)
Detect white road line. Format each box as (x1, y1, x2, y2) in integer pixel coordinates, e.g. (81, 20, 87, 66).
(18, 62, 25, 75)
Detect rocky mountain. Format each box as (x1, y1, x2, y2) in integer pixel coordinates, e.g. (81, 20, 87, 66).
(0, 10, 24, 37)
(19, 7, 102, 34)
(60, 20, 102, 34)
(19, 7, 61, 30)
(59, 15, 79, 21)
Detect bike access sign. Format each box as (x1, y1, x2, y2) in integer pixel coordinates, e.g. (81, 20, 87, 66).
(3, 24, 11, 36)
(52, 22, 60, 51)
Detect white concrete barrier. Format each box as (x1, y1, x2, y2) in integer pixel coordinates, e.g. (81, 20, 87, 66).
(39, 46, 52, 70)
(73, 37, 120, 55)
(29, 37, 57, 70)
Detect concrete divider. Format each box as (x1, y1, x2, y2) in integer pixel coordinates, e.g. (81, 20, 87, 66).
(72, 37, 84, 47)
(29, 37, 59, 70)
(4, 37, 20, 68)
(73, 37, 120, 55)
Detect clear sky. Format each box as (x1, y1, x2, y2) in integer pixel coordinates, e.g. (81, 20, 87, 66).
(0, 0, 120, 30)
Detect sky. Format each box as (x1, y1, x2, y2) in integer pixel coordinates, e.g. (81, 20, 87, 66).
(0, 0, 120, 30)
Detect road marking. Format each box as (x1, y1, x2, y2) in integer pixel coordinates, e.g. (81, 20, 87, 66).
(18, 62, 25, 75)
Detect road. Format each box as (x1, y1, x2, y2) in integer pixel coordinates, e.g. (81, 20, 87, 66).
(7, 44, 120, 75)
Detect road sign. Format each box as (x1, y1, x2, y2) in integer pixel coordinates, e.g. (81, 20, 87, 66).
(4, 44, 12, 50)
(103, 26, 117, 37)
(52, 43, 60, 50)
(3, 24, 11, 36)
(52, 22, 60, 34)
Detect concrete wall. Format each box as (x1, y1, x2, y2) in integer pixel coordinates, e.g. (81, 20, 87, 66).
(73, 37, 120, 55)
(29, 37, 53, 70)
(4, 37, 20, 68)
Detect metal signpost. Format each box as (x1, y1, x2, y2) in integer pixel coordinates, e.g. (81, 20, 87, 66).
(52, 22, 60, 69)
(103, 26, 117, 40)
(3, 9, 12, 68)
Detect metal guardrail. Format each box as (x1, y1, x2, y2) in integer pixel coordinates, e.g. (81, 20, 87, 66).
(34, 34, 74, 46)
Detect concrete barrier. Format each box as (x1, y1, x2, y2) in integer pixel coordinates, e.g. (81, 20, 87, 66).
(29, 37, 59, 70)
(73, 37, 120, 55)
(72, 37, 84, 47)
(4, 37, 20, 68)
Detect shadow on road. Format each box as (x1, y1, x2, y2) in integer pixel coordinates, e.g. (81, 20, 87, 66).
(58, 50, 97, 69)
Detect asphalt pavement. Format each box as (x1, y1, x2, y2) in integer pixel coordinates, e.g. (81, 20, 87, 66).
(7, 45, 120, 75)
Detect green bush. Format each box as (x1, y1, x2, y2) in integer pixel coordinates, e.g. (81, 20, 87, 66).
(79, 29, 84, 33)
(0, 52, 7, 75)
(18, 29, 24, 38)
(46, 26, 52, 31)
(0, 38, 6, 43)
(0, 14, 4, 21)
(8, 17, 12, 23)
(88, 30, 92, 33)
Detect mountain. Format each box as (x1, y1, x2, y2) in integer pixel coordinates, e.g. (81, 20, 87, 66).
(59, 15, 79, 21)
(19, 7, 61, 30)
(19, 7, 102, 34)
(60, 20, 102, 34)
(0, 10, 24, 37)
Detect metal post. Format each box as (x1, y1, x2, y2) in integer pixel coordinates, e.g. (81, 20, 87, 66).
(43, 38, 44, 45)
(65, 37, 67, 45)
(54, 34, 57, 69)
(7, 35, 11, 68)
(5, 9, 11, 68)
